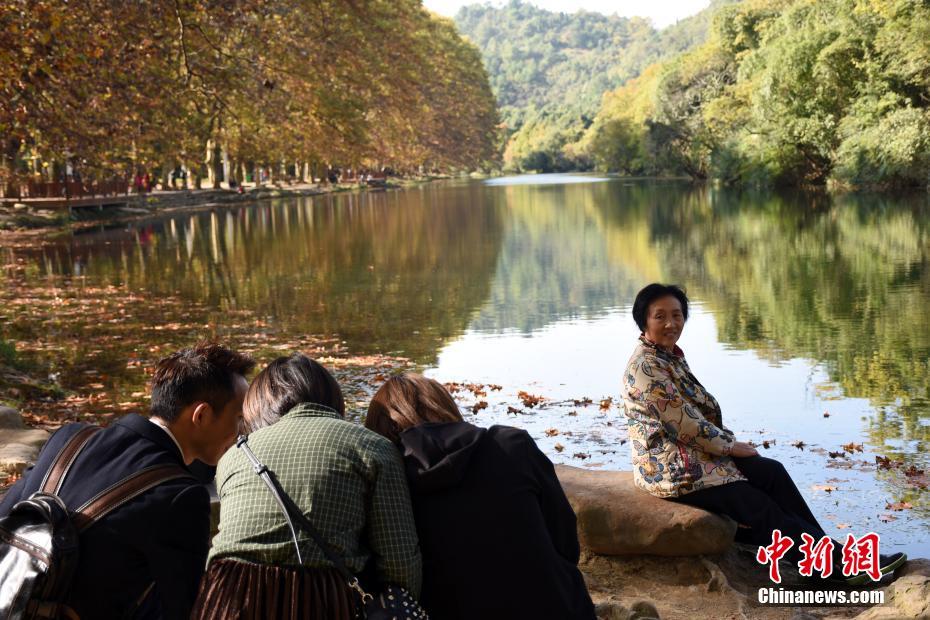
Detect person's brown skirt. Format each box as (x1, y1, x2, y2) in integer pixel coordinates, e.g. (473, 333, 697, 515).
(192, 558, 358, 620)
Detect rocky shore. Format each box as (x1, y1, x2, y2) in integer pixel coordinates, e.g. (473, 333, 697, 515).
(1, 412, 926, 619)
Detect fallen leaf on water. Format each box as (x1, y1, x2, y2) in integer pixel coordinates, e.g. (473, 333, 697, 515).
(823, 411, 831, 418)
(904, 465, 925, 477)
(878, 514, 897, 523)
(488, 384, 502, 391)
(544, 428, 560, 437)
(554, 443, 565, 453)
(518, 391, 546, 408)
(762, 439, 774, 449)
(885, 501, 913, 512)
(599, 397, 612, 411)
(791, 440, 806, 450)
(471, 401, 487, 414)
(572, 452, 590, 460)
(567, 410, 578, 417)
(836, 523, 851, 529)
(829, 451, 847, 459)
(876, 456, 898, 470)
(573, 397, 593, 407)
(842, 442, 864, 453)
(812, 484, 838, 493)
(506, 406, 522, 415)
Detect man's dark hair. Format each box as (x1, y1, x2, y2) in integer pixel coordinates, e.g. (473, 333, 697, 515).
(632, 283, 690, 332)
(150, 342, 255, 422)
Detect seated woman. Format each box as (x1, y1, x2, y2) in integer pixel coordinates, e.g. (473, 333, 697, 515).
(193, 353, 422, 619)
(622, 283, 906, 583)
(365, 373, 596, 620)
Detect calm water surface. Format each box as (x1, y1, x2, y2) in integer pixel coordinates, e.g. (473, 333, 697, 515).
(3, 175, 929, 556)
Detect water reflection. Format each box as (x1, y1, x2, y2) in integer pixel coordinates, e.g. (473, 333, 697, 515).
(24, 185, 506, 363)
(4, 179, 930, 551)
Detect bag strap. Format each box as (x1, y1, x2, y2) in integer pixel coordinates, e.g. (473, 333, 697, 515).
(40, 426, 102, 495)
(38, 424, 195, 531)
(235, 435, 372, 602)
(71, 463, 195, 531)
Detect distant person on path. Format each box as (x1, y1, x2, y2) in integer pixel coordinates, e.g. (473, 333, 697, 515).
(0, 342, 254, 619)
(621, 283, 906, 583)
(365, 373, 596, 619)
(194, 353, 421, 619)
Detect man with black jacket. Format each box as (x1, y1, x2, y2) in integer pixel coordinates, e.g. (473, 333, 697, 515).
(0, 342, 254, 619)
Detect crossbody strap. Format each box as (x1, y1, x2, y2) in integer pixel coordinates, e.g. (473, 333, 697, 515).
(39, 424, 195, 530)
(235, 435, 372, 602)
(72, 463, 195, 531)
(40, 426, 102, 495)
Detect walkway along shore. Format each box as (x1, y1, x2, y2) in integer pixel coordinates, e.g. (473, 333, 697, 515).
(0, 177, 450, 236)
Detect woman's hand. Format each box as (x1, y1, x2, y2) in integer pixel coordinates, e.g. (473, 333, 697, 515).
(730, 441, 759, 458)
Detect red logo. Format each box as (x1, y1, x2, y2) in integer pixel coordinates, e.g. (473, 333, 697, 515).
(841, 532, 881, 582)
(756, 529, 794, 583)
(756, 531, 882, 582)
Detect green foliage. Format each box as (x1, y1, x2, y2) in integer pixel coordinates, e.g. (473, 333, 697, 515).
(455, 0, 733, 171)
(584, 0, 930, 187)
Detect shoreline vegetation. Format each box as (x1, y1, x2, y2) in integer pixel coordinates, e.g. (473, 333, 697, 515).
(457, 0, 930, 190)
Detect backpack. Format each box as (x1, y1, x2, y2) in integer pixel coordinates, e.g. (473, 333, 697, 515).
(0, 426, 194, 619)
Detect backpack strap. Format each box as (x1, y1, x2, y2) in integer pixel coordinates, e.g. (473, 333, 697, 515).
(71, 464, 195, 531)
(39, 426, 102, 495)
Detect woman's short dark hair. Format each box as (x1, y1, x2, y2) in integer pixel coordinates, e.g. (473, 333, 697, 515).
(243, 353, 345, 432)
(632, 283, 689, 332)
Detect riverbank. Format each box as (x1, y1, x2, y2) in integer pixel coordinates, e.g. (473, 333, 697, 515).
(0, 176, 450, 236)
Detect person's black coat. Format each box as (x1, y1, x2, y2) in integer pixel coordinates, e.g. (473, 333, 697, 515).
(399, 422, 595, 620)
(0, 414, 210, 619)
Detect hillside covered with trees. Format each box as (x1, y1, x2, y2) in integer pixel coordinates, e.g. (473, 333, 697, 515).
(582, 0, 930, 188)
(455, 0, 735, 171)
(1, 0, 500, 188)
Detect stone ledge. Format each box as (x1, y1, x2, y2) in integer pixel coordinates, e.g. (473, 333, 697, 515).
(555, 465, 737, 557)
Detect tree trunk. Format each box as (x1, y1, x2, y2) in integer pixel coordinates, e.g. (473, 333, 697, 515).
(212, 143, 224, 189)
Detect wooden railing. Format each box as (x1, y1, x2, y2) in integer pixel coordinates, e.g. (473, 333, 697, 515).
(1, 179, 130, 199)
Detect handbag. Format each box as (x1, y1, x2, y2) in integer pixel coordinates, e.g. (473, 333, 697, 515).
(235, 435, 428, 620)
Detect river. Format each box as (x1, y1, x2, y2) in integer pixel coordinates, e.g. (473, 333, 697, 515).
(2, 174, 928, 557)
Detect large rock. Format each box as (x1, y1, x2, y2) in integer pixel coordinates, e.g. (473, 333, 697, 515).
(0, 406, 25, 429)
(556, 465, 736, 556)
(0, 412, 50, 475)
(855, 575, 930, 619)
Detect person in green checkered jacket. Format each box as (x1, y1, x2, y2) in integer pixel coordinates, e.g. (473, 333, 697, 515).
(193, 353, 422, 619)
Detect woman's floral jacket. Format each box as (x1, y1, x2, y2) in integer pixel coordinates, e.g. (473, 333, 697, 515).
(622, 335, 745, 498)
